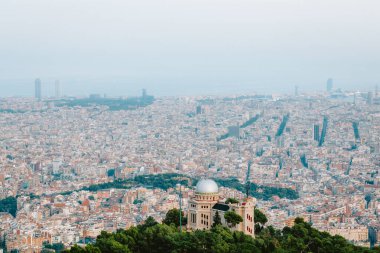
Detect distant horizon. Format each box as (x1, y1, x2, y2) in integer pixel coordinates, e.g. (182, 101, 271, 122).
(1, 0, 380, 98)
(0, 77, 378, 98)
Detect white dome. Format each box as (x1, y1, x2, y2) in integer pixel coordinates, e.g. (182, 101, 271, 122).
(195, 179, 219, 194)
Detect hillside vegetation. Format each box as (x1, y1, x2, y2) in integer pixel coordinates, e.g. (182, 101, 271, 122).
(65, 216, 379, 253)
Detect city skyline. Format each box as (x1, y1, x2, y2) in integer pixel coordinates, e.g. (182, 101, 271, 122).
(1, 92, 379, 251)
(0, 77, 379, 98)
(1, 0, 380, 252)
(1, 0, 380, 97)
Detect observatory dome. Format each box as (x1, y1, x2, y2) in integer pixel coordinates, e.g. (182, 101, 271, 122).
(195, 179, 219, 194)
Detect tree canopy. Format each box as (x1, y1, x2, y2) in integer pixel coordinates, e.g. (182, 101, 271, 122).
(224, 211, 243, 227)
(63, 216, 379, 253)
(225, 198, 239, 204)
(254, 208, 268, 225)
(0, 196, 17, 217)
(212, 211, 222, 228)
(25, 173, 298, 202)
(254, 208, 268, 234)
(66, 211, 380, 253)
(162, 208, 187, 228)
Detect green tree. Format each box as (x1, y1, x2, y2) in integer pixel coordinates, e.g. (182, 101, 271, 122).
(254, 208, 268, 234)
(41, 249, 54, 253)
(224, 211, 243, 227)
(162, 208, 186, 227)
(84, 245, 101, 253)
(63, 216, 379, 253)
(107, 169, 115, 177)
(212, 211, 222, 227)
(0, 234, 7, 253)
(294, 217, 305, 224)
(139, 224, 175, 253)
(0, 197, 17, 217)
(95, 238, 130, 253)
(138, 216, 158, 231)
(254, 209, 268, 225)
(225, 198, 239, 204)
(64, 245, 85, 253)
(44, 243, 65, 253)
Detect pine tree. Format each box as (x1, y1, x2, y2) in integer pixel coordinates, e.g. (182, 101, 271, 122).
(224, 211, 243, 227)
(212, 211, 222, 227)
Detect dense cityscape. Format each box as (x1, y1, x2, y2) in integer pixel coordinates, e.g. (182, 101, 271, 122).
(0, 79, 379, 252)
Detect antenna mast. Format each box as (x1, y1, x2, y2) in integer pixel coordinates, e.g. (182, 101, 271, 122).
(245, 161, 252, 198)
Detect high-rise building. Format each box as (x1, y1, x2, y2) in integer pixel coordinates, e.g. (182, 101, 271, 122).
(228, 125, 240, 138)
(55, 80, 61, 98)
(35, 78, 42, 100)
(196, 105, 202, 114)
(367, 92, 373, 105)
(295, 85, 299, 96)
(142, 89, 147, 99)
(313, 124, 320, 142)
(326, 78, 333, 92)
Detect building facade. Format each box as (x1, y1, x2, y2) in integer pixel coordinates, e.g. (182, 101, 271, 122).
(35, 78, 42, 100)
(187, 179, 256, 237)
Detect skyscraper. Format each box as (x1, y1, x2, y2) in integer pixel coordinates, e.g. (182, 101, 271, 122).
(55, 80, 61, 98)
(196, 105, 202, 114)
(295, 85, 299, 96)
(228, 125, 240, 138)
(313, 124, 320, 142)
(35, 78, 42, 100)
(142, 88, 147, 99)
(326, 78, 333, 92)
(367, 92, 373, 105)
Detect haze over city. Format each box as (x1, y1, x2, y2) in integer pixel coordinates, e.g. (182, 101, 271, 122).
(1, 1, 380, 253)
(1, 0, 380, 96)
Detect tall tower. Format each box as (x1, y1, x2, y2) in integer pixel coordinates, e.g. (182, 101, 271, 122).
(367, 92, 373, 105)
(326, 78, 333, 92)
(228, 124, 240, 138)
(196, 105, 202, 114)
(295, 85, 299, 96)
(313, 124, 320, 142)
(35, 78, 42, 100)
(55, 80, 61, 98)
(142, 88, 147, 99)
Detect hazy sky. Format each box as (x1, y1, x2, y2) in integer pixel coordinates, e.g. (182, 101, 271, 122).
(0, 0, 379, 96)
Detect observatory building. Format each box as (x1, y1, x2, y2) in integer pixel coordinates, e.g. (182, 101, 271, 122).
(187, 179, 256, 237)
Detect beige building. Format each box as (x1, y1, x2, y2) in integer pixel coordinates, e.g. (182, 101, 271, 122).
(187, 179, 256, 237)
(327, 226, 368, 242)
